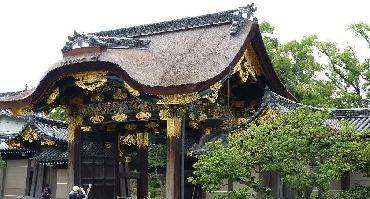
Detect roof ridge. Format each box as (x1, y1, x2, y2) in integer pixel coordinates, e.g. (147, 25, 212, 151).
(62, 4, 257, 52)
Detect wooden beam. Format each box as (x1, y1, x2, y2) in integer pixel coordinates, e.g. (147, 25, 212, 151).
(137, 146, 148, 199)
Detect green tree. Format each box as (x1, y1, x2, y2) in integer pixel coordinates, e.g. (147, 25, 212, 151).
(47, 106, 66, 121)
(260, 22, 370, 108)
(190, 108, 370, 198)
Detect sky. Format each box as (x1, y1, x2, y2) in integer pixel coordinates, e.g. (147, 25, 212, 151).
(0, 0, 368, 92)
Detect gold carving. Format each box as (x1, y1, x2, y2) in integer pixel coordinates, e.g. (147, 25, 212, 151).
(198, 113, 207, 121)
(113, 88, 127, 100)
(112, 113, 127, 122)
(122, 134, 136, 146)
(234, 43, 262, 82)
(81, 126, 92, 132)
(204, 82, 223, 103)
(257, 106, 278, 123)
(47, 87, 59, 105)
(124, 82, 140, 97)
(189, 121, 199, 129)
(157, 93, 200, 105)
(136, 133, 149, 148)
(91, 94, 104, 102)
(136, 111, 151, 120)
(22, 127, 38, 143)
(67, 115, 83, 142)
(90, 115, 104, 124)
(72, 71, 108, 91)
(159, 109, 171, 120)
(204, 127, 212, 134)
(10, 106, 33, 116)
(125, 123, 138, 131)
(41, 139, 55, 146)
(145, 122, 159, 129)
(167, 117, 182, 138)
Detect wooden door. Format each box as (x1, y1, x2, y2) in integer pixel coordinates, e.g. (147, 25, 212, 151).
(80, 131, 118, 199)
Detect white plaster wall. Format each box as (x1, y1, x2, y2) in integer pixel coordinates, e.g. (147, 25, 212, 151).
(56, 169, 68, 199)
(0, 116, 26, 135)
(3, 159, 28, 199)
(350, 173, 370, 187)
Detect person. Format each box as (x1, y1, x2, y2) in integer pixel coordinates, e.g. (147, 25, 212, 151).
(68, 186, 79, 199)
(77, 187, 87, 199)
(41, 184, 52, 199)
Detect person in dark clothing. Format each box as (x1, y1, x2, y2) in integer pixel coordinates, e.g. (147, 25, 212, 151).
(68, 186, 79, 199)
(41, 184, 52, 199)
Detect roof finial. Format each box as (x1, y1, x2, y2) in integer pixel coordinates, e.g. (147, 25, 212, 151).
(230, 3, 257, 35)
(24, 84, 28, 91)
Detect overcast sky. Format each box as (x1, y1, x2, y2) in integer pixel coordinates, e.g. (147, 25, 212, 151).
(0, 0, 369, 92)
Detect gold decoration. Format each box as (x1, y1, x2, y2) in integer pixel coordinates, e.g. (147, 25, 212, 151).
(124, 82, 140, 97)
(145, 122, 159, 129)
(157, 92, 200, 105)
(198, 113, 207, 121)
(189, 113, 196, 120)
(125, 123, 138, 131)
(22, 127, 38, 143)
(90, 115, 104, 124)
(159, 109, 171, 120)
(204, 82, 223, 103)
(257, 106, 278, 123)
(234, 43, 262, 82)
(221, 118, 248, 128)
(112, 113, 127, 122)
(41, 139, 55, 146)
(91, 94, 104, 102)
(167, 117, 182, 138)
(189, 121, 199, 129)
(7, 141, 21, 149)
(204, 127, 212, 134)
(72, 71, 108, 91)
(81, 126, 92, 132)
(47, 87, 60, 105)
(67, 115, 83, 142)
(10, 106, 33, 116)
(122, 134, 136, 146)
(113, 88, 127, 100)
(136, 111, 151, 120)
(136, 133, 149, 148)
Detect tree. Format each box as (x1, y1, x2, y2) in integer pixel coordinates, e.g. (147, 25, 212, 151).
(47, 106, 66, 121)
(190, 108, 370, 198)
(260, 22, 370, 108)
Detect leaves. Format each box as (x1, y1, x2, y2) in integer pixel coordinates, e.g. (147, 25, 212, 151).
(261, 21, 370, 108)
(190, 108, 370, 198)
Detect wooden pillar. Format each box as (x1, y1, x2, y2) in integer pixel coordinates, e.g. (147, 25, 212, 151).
(166, 118, 182, 199)
(67, 114, 82, 191)
(137, 132, 149, 199)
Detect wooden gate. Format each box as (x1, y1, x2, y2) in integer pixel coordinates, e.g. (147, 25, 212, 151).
(80, 131, 119, 199)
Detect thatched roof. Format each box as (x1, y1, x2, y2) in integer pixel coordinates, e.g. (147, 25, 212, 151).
(0, 5, 294, 108)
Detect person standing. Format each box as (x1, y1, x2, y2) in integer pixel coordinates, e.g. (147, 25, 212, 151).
(68, 186, 79, 199)
(41, 184, 52, 199)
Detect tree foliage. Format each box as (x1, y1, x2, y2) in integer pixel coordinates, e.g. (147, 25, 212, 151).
(190, 108, 370, 198)
(260, 21, 370, 108)
(47, 106, 66, 121)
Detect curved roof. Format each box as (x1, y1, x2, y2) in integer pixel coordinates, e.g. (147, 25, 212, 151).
(0, 6, 294, 109)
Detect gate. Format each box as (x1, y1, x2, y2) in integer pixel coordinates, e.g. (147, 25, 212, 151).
(80, 131, 119, 199)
